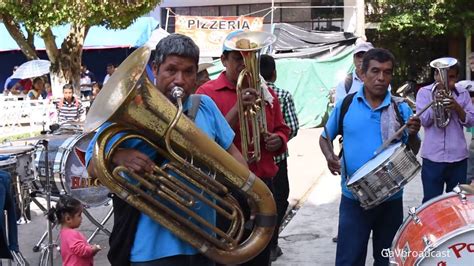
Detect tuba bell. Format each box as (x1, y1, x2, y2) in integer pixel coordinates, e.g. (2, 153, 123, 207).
(224, 31, 277, 163)
(430, 57, 458, 128)
(85, 47, 276, 265)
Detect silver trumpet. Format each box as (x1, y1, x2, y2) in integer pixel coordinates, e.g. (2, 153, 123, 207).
(430, 57, 458, 128)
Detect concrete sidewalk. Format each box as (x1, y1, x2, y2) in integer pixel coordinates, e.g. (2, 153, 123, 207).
(273, 170, 425, 266)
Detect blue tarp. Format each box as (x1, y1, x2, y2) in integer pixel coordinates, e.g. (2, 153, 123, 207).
(0, 17, 159, 51)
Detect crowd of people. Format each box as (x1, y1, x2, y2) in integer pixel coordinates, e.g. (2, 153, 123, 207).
(1, 63, 112, 126)
(1, 30, 474, 266)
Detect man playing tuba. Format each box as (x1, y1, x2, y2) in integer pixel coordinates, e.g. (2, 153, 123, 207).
(196, 30, 290, 266)
(416, 59, 474, 203)
(85, 34, 247, 266)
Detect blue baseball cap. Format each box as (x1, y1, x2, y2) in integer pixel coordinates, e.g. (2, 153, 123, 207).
(222, 30, 245, 53)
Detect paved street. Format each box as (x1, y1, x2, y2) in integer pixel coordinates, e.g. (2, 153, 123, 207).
(3, 128, 464, 265)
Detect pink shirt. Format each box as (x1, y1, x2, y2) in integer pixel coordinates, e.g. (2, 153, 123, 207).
(60, 228, 95, 266)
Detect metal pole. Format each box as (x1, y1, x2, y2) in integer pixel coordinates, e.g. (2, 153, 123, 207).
(270, 0, 274, 33)
(165, 8, 171, 32)
(43, 140, 54, 266)
(356, 0, 365, 38)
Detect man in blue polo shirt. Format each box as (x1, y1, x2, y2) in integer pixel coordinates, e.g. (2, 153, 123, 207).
(319, 48, 421, 266)
(86, 34, 247, 266)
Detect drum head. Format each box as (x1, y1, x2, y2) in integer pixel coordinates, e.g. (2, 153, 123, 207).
(63, 132, 110, 207)
(348, 142, 402, 185)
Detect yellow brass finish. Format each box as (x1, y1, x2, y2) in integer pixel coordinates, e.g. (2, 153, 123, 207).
(86, 47, 276, 265)
(225, 31, 277, 163)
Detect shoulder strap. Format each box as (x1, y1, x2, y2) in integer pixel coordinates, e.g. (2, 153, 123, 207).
(344, 72, 353, 93)
(186, 94, 201, 122)
(390, 97, 404, 125)
(338, 92, 356, 137)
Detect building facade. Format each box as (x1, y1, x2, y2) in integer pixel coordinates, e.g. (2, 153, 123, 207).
(153, 0, 360, 34)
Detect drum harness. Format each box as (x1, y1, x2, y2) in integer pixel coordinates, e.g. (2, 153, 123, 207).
(336, 92, 405, 180)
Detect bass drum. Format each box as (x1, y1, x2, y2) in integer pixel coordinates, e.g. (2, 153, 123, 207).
(34, 133, 110, 207)
(390, 191, 474, 266)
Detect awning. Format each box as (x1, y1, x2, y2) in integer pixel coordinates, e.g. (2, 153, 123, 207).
(272, 23, 357, 59)
(0, 17, 159, 52)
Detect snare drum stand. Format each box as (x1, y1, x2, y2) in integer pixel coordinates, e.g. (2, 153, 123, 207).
(39, 139, 55, 266)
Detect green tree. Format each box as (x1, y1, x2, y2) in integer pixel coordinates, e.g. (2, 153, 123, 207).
(0, 0, 160, 95)
(366, 0, 474, 87)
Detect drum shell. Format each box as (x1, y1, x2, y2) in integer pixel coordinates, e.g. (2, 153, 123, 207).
(347, 144, 420, 209)
(34, 133, 109, 207)
(0, 157, 17, 176)
(390, 192, 474, 265)
(0, 148, 35, 182)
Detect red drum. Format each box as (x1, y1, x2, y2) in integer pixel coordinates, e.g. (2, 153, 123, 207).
(390, 191, 474, 265)
(34, 133, 110, 207)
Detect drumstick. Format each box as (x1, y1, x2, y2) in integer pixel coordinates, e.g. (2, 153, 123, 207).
(374, 101, 434, 156)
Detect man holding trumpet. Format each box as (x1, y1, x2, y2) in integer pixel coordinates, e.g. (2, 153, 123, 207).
(196, 30, 290, 266)
(416, 58, 474, 203)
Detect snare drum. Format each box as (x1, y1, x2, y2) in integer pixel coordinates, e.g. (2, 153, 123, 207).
(0, 156, 17, 174)
(347, 142, 420, 209)
(391, 191, 474, 265)
(34, 132, 109, 207)
(0, 146, 36, 182)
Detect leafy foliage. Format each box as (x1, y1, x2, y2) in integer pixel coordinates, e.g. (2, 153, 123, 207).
(0, 0, 160, 93)
(366, 0, 474, 87)
(1, 1, 159, 34)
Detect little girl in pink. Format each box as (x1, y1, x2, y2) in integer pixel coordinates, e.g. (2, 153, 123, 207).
(47, 195, 101, 266)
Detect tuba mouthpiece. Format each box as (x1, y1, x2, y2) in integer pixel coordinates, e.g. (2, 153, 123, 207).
(171, 86, 184, 99)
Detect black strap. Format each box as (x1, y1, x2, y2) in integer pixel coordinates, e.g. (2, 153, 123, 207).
(344, 72, 353, 93)
(391, 98, 405, 126)
(337, 92, 356, 137)
(186, 94, 201, 122)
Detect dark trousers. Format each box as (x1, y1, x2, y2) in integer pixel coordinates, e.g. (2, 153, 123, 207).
(335, 196, 403, 266)
(421, 158, 467, 203)
(270, 159, 290, 249)
(0, 170, 19, 257)
(130, 254, 214, 266)
(216, 178, 274, 266)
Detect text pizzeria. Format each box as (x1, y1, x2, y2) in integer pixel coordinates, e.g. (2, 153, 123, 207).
(186, 19, 252, 30)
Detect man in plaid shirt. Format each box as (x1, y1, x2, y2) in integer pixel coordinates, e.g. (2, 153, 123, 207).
(260, 54, 299, 261)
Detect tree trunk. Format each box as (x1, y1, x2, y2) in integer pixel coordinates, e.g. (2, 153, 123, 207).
(2, 14, 38, 60)
(41, 23, 89, 97)
(59, 23, 89, 97)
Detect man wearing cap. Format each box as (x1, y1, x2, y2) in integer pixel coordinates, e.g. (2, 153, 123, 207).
(196, 62, 213, 89)
(334, 41, 374, 103)
(196, 31, 290, 266)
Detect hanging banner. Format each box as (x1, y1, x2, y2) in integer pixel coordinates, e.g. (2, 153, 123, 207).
(175, 15, 264, 57)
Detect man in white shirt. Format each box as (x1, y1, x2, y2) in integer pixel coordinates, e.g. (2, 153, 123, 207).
(103, 63, 115, 85)
(334, 41, 374, 103)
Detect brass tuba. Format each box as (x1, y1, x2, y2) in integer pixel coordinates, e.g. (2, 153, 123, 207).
(430, 57, 458, 128)
(85, 47, 276, 265)
(224, 31, 277, 163)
